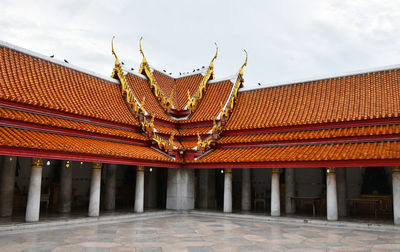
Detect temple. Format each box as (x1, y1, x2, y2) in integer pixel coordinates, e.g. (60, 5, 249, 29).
(0, 38, 400, 225)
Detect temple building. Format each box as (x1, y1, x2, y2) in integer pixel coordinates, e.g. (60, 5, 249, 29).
(0, 38, 399, 225)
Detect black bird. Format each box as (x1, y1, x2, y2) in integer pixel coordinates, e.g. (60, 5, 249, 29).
(169, 73, 172, 75)
(50, 55, 54, 58)
(121, 61, 124, 65)
(163, 70, 166, 72)
(202, 66, 205, 69)
(64, 59, 69, 63)
(258, 83, 261, 86)
(179, 72, 181, 75)
(131, 68, 134, 71)
(193, 69, 195, 72)
(197, 69, 200, 71)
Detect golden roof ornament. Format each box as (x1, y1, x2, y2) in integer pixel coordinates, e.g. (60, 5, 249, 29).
(239, 49, 248, 77)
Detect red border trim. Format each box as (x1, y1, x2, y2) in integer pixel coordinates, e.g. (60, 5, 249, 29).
(223, 117, 400, 136)
(185, 159, 400, 168)
(216, 134, 400, 149)
(0, 119, 150, 146)
(0, 146, 181, 168)
(0, 99, 140, 132)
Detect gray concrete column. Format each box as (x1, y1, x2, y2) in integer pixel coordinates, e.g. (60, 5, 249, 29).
(88, 162, 102, 217)
(134, 166, 144, 213)
(336, 167, 347, 217)
(0, 156, 17, 217)
(198, 169, 209, 209)
(223, 168, 232, 213)
(393, 167, 400, 225)
(241, 168, 251, 211)
(25, 158, 43, 222)
(198, 169, 216, 209)
(285, 168, 296, 214)
(58, 160, 72, 213)
(166, 168, 195, 210)
(104, 164, 117, 211)
(271, 168, 280, 216)
(326, 167, 338, 221)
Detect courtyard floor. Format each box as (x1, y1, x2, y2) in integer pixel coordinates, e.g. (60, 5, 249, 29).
(1, 214, 400, 252)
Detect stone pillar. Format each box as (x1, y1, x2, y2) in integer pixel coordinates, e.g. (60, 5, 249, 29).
(134, 166, 145, 213)
(285, 168, 296, 214)
(88, 162, 102, 217)
(58, 160, 72, 213)
(326, 167, 338, 221)
(271, 168, 281, 216)
(166, 168, 195, 210)
(104, 164, 117, 211)
(0, 156, 17, 217)
(392, 167, 400, 225)
(241, 168, 251, 211)
(336, 167, 347, 217)
(25, 158, 43, 222)
(223, 168, 232, 213)
(198, 169, 216, 209)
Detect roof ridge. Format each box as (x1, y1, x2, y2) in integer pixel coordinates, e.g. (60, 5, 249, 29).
(240, 64, 400, 92)
(0, 40, 120, 84)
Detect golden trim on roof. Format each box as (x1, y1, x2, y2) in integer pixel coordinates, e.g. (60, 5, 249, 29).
(139, 37, 174, 111)
(111, 37, 174, 153)
(186, 43, 218, 112)
(196, 50, 247, 151)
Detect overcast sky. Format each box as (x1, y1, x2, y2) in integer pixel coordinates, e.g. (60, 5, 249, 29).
(1, 0, 399, 89)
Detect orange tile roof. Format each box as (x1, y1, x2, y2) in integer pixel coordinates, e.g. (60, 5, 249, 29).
(125, 73, 172, 122)
(179, 126, 212, 136)
(152, 71, 205, 111)
(226, 69, 400, 130)
(184, 80, 233, 122)
(0, 126, 173, 161)
(0, 107, 147, 141)
(175, 74, 204, 110)
(0, 47, 137, 125)
(153, 123, 179, 135)
(181, 140, 197, 150)
(219, 124, 400, 144)
(153, 70, 176, 107)
(192, 141, 400, 163)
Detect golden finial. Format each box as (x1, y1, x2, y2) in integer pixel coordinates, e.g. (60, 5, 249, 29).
(111, 36, 117, 58)
(139, 37, 146, 59)
(141, 96, 146, 107)
(150, 113, 155, 125)
(211, 42, 218, 63)
(239, 49, 248, 77)
(197, 131, 201, 143)
(168, 132, 175, 146)
(167, 90, 174, 107)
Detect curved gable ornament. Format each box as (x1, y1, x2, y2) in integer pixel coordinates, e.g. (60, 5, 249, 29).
(186, 43, 218, 112)
(138, 37, 174, 111)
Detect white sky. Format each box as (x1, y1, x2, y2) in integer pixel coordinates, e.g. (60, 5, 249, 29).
(1, 0, 399, 89)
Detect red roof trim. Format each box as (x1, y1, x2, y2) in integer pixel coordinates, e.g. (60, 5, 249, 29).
(0, 119, 150, 146)
(0, 146, 181, 168)
(224, 117, 400, 136)
(0, 99, 140, 132)
(185, 159, 400, 169)
(216, 134, 400, 149)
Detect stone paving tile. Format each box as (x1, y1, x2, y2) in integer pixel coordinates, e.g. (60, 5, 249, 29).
(2, 216, 400, 251)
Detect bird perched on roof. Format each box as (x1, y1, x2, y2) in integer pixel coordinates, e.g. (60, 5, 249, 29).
(163, 70, 166, 72)
(50, 55, 54, 58)
(64, 59, 69, 63)
(258, 83, 261, 86)
(179, 72, 181, 75)
(131, 68, 134, 71)
(202, 66, 205, 69)
(169, 73, 172, 75)
(121, 61, 124, 65)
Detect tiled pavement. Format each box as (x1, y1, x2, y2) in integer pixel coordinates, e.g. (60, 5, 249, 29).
(1, 215, 400, 251)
